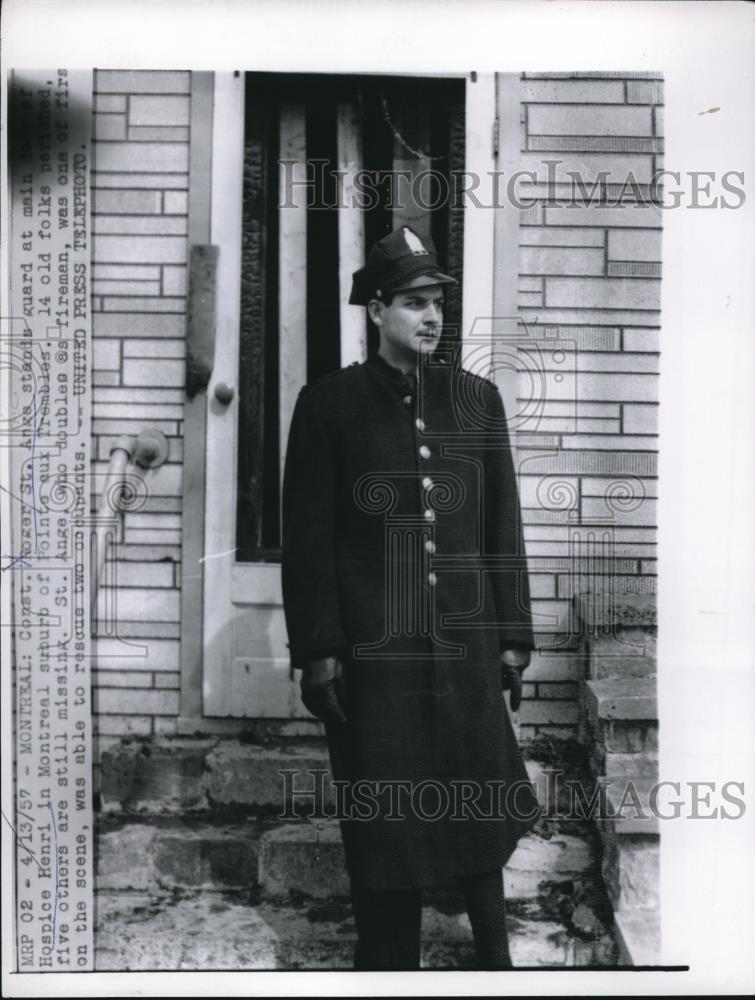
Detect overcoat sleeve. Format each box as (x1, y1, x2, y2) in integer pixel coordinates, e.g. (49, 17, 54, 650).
(483, 381, 535, 655)
(281, 387, 348, 669)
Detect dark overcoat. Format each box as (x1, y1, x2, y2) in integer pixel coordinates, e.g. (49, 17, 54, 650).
(281, 351, 539, 891)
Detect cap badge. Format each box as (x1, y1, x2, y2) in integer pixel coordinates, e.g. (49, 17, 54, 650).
(403, 227, 429, 256)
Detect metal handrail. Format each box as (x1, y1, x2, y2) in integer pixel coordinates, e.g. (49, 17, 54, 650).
(92, 429, 169, 604)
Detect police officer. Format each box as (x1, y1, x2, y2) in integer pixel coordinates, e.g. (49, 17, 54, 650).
(281, 225, 538, 970)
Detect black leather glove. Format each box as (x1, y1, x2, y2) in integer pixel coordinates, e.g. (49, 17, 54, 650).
(300, 654, 347, 724)
(500, 648, 530, 713)
(500, 664, 523, 712)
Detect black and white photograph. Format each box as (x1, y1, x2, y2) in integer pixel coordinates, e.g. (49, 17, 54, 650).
(1, 1, 753, 995)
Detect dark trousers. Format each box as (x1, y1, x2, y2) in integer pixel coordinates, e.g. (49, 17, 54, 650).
(350, 870, 513, 970)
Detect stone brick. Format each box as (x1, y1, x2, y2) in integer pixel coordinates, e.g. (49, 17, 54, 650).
(93, 279, 161, 296)
(607, 261, 661, 278)
(93, 669, 153, 689)
(94, 262, 162, 279)
(154, 717, 178, 735)
(99, 740, 211, 811)
(96, 587, 180, 623)
(614, 909, 660, 966)
(94, 114, 127, 140)
(93, 338, 121, 370)
(125, 511, 182, 530)
(600, 719, 658, 755)
(554, 371, 658, 402)
(544, 204, 661, 228)
(537, 682, 577, 700)
(94, 236, 187, 265)
(154, 828, 258, 887)
(122, 358, 185, 387)
(164, 191, 189, 215)
(522, 651, 583, 682)
(623, 331, 658, 360)
(93, 188, 164, 217)
(258, 822, 349, 899)
(519, 276, 543, 293)
(575, 593, 657, 629)
(162, 266, 187, 296)
(129, 95, 191, 126)
(520, 307, 661, 328)
(521, 246, 604, 275)
(129, 126, 191, 142)
(94, 215, 188, 235)
(518, 449, 658, 477)
(93, 385, 184, 403)
(608, 229, 662, 262)
(518, 701, 579, 725)
(95, 70, 190, 93)
(95, 142, 189, 173)
(520, 153, 653, 185)
(97, 824, 158, 888)
(546, 277, 660, 310)
(626, 80, 664, 104)
(528, 106, 652, 137)
(521, 80, 625, 103)
(153, 673, 180, 689)
(623, 403, 658, 434)
(654, 106, 664, 137)
(205, 744, 333, 811)
(94, 402, 184, 421)
(94, 714, 152, 736)
(94, 637, 180, 672)
(94, 94, 127, 112)
(104, 297, 185, 313)
(577, 352, 658, 373)
(95, 688, 179, 717)
(528, 136, 661, 155)
(603, 751, 658, 777)
(124, 528, 182, 546)
(580, 477, 657, 499)
(581, 497, 657, 526)
(519, 474, 579, 509)
(114, 621, 181, 639)
(106, 560, 175, 588)
(521, 226, 605, 248)
(601, 832, 659, 909)
(93, 172, 188, 189)
(123, 338, 185, 357)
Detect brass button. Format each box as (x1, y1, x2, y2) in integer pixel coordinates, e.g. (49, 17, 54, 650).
(425, 539, 436, 554)
(428, 572, 438, 586)
(424, 509, 435, 523)
(419, 445, 431, 459)
(403, 395, 413, 407)
(415, 417, 426, 432)
(422, 476, 433, 490)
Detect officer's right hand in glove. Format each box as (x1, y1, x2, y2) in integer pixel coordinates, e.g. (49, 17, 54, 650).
(300, 655, 347, 724)
(501, 664, 523, 712)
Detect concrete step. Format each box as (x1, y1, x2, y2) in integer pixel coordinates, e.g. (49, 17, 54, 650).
(96, 816, 277, 892)
(99, 737, 333, 814)
(94, 890, 616, 969)
(100, 736, 556, 817)
(257, 821, 596, 902)
(585, 676, 658, 723)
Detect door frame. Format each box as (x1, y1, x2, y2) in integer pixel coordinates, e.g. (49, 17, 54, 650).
(178, 70, 519, 726)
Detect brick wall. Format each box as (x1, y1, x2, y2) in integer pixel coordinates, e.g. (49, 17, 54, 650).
(91, 70, 190, 753)
(514, 72, 661, 740)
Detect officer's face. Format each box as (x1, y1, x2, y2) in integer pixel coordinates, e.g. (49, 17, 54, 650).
(370, 284, 445, 368)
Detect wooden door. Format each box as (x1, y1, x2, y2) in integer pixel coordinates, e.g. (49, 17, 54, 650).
(202, 71, 496, 717)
